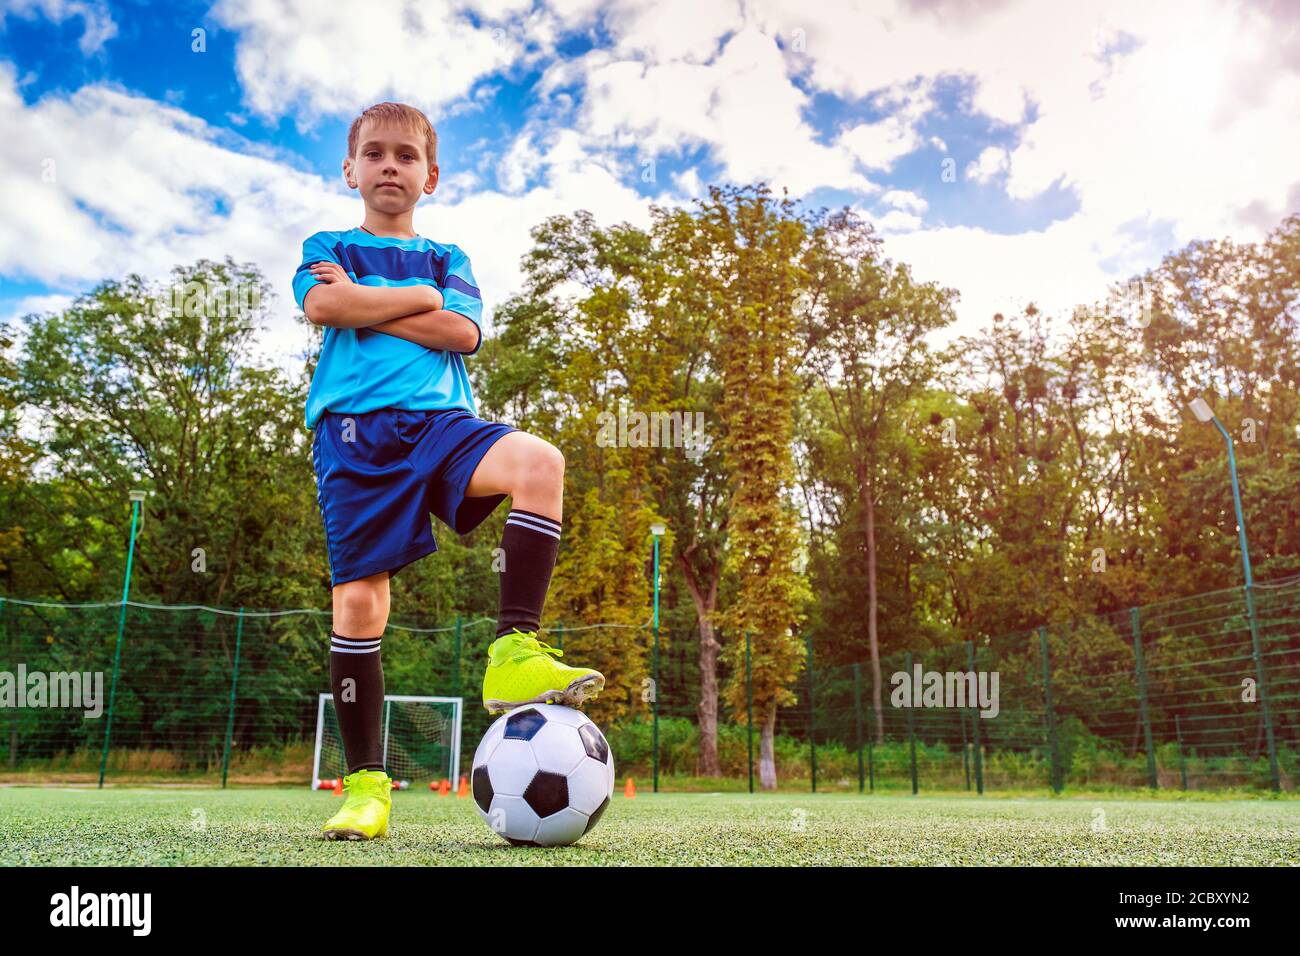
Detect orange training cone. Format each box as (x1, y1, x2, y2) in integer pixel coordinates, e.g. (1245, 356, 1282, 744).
(333, 777, 343, 796)
(456, 775, 469, 797)
(624, 777, 636, 798)
(438, 778, 451, 796)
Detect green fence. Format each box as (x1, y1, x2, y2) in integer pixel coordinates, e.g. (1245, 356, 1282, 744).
(1, 575, 1297, 792)
(791, 578, 1300, 794)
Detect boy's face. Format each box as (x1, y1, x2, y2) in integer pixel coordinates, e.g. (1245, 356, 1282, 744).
(343, 118, 438, 211)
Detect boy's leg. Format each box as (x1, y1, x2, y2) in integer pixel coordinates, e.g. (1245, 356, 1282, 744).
(464, 432, 564, 638)
(322, 570, 394, 840)
(465, 430, 604, 712)
(331, 571, 391, 773)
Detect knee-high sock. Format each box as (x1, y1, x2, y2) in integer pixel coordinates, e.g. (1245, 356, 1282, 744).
(496, 509, 561, 638)
(330, 632, 385, 774)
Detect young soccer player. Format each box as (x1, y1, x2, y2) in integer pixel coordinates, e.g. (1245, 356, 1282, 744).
(293, 102, 604, 841)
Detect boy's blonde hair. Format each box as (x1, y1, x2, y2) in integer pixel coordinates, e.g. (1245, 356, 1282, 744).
(347, 102, 438, 166)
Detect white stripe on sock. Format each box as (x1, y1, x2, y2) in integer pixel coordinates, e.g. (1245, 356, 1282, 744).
(506, 516, 561, 540)
(509, 510, 561, 531)
(332, 637, 382, 654)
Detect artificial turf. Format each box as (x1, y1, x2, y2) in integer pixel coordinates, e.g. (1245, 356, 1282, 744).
(1, 787, 1296, 866)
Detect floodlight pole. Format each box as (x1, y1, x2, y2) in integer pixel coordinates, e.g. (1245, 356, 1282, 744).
(1191, 399, 1279, 791)
(650, 523, 665, 794)
(99, 490, 146, 789)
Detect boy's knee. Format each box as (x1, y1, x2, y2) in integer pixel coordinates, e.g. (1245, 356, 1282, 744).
(526, 441, 564, 486)
(543, 442, 564, 475)
(335, 580, 385, 628)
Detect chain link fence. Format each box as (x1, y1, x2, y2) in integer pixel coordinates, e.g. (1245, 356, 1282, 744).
(1, 574, 1296, 792)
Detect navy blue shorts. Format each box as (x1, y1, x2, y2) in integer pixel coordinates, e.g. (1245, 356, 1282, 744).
(311, 407, 518, 587)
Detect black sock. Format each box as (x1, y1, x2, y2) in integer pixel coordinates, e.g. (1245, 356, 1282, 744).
(496, 509, 561, 638)
(330, 632, 385, 774)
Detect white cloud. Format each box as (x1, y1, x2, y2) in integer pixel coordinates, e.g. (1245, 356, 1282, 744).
(886, 218, 1122, 344)
(597, 0, 744, 63)
(419, 145, 659, 310)
(1, 0, 117, 54)
(0, 64, 352, 368)
(202, 0, 1300, 256)
(0, 293, 75, 350)
(999, 3, 1300, 245)
(873, 209, 923, 234)
(881, 189, 928, 213)
(5, 0, 1300, 367)
(673, 166, 704, 197)
(839, 116, 923, 172)
(209, 0, 533, 123)
(737, 0, 1299, 326)
(3, 292, 76, 318)
(0, 63, 661, 379)
(546, 26, 872, 197)
(496, 130, 547, 195)
(965, 145, 1008, 184)
(0, 73, 338, 271)
(837, 80, 936, 173)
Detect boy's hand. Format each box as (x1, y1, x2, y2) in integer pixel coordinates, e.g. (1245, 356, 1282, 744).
(302, 262, 444, 327)
(308, 261, 353, 285)
(372, 310, 479, 353)
(309, 262, 442, 311)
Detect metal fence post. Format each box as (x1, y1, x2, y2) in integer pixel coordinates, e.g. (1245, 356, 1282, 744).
(1243, 584, 1280, 792)
(745, 630, 753, 795)
(1130, 607, 1158, 790)
(652, 617, 660, 794)
(806, 633, 816, 793)
(0, 598, 9, 769)
(961, 706, 971, 791)
(220, 607, 245, 788)
(905, 651, 918, 795)
(98, 606, 128, 789)
(99, 494, 143, 789)
(966, 640, 984, 795)
(853, 662, 864, 793)
(1038, 626, 1062, 793)
(1175, 713, 1188, 791)
(381, 699, 392, 770)
(452, 615, 462, 701)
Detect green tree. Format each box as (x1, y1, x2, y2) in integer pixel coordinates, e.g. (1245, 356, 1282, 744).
(801, 208, 955, 742)
(702, 185, 812, 789)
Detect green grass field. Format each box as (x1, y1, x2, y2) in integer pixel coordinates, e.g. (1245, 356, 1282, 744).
(1, 787, 1295, 866)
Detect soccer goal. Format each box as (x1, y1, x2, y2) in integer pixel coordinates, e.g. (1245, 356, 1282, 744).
(311, 694, 463, 788)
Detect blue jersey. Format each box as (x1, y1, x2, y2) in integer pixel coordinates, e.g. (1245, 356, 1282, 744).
(292, 228, 484, 430)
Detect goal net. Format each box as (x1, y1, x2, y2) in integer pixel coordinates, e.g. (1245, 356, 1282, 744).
(311, 694, 462, 787)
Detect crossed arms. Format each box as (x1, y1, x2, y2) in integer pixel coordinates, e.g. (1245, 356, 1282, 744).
(302, 261, 480, 353)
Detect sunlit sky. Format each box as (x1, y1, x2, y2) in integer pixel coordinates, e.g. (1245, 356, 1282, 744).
(1, 0, 1297, 371)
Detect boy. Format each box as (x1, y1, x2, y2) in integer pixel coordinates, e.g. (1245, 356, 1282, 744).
(293, 102, 604, 841)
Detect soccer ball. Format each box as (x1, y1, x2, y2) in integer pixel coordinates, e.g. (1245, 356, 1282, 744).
(470, 703, 614, 847)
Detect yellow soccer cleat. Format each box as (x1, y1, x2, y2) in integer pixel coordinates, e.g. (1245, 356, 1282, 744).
(322, 769, 392, 841)
(482, 628, 605, 715)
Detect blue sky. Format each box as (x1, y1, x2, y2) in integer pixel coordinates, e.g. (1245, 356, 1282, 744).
(1, 0, 1296, 365)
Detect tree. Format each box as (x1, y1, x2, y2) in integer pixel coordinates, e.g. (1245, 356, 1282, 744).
(13, 258, 321, 610)
(701, 184, 812, 789)
(801, 209, 955, 743)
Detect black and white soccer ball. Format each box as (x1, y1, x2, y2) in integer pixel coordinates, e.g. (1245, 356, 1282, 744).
(471, 703, 614, 847)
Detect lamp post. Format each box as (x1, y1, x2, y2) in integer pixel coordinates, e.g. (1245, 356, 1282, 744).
(650, 522, 665, 794)
(99, 489, 146, 789)
(1189, 397, 1279, 791)
(1189, 398, 1252, 586)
